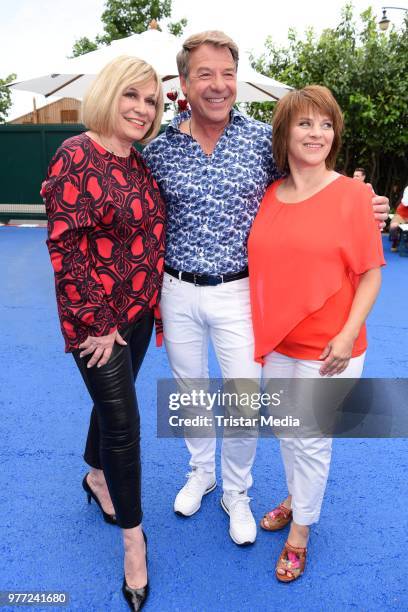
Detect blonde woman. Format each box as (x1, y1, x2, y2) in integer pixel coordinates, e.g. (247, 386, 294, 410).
(42, 56, 164, 610)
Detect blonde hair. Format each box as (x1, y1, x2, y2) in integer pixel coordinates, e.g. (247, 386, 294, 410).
(272, 85, 344, 173)
(177, 30, 239, 79)
(82, 55, 164, 145)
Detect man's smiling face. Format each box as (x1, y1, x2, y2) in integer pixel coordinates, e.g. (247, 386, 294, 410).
(180, 43, 237, 128)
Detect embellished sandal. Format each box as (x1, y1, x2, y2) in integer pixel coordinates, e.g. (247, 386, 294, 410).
(260, 503, 293, 531)
(275, 541, 307, 583)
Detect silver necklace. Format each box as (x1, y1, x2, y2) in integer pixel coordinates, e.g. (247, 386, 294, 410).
(189, 117, 230, 141)
(99, 135, 130, 157)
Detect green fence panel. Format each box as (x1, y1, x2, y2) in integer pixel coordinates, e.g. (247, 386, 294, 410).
(0, 123, 162, 212)
(0, 124, 86, 204)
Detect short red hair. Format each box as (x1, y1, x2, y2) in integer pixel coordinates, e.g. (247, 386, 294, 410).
(272, 85, 344, 172)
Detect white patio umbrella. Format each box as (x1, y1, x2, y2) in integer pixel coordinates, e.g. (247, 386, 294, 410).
(10, 28, 291, 103)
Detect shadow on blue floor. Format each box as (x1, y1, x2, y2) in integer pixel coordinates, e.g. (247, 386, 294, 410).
(0, 228, 407, 611)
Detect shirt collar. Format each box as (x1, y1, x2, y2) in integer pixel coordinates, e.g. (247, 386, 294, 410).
(166, 107, 245, 138)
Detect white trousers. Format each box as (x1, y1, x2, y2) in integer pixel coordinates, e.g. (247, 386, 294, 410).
(263, 351, 366, 525)
(160, 273, 262, 493)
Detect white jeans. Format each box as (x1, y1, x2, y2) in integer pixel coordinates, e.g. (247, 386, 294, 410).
(160, 273, 262, 493)
(263, 351, 366, 525)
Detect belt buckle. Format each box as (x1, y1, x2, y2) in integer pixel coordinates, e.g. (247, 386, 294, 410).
(219, 274, 224, 284)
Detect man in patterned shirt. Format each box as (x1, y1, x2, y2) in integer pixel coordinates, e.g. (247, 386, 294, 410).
(143, 30, 389, 546)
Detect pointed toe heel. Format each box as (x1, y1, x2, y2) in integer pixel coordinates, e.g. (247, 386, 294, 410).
(122, 532, 149, 611)
(122, 578, 149, 611)
(82, 473, 117, 526)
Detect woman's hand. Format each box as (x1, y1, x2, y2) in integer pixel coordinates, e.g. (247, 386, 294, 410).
(79, 330, 127, 368)
(319, 332, 355, 377)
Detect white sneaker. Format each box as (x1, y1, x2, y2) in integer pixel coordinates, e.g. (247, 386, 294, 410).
(174, 469, 216, 516)
(221, 491, 257, 545)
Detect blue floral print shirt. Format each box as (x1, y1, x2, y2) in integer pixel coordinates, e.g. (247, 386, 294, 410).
(143, 109, 282, 274)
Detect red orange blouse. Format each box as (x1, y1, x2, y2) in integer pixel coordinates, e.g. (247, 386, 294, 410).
(248, 176, 385, 364)
(42, 133, 165, 352)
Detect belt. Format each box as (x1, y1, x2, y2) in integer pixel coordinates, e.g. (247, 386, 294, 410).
(164, 265, 248, 286)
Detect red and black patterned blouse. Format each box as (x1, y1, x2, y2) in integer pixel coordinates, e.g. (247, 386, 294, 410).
(42, 133, 165, 352)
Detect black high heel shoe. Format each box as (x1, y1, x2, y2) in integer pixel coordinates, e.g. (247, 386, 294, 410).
(82, 473, 117, 525)
(122, 532, 149, 611)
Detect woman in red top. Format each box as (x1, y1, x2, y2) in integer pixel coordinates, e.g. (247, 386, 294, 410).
(248, 86, 384, 582)
(42, 56, 164, 610)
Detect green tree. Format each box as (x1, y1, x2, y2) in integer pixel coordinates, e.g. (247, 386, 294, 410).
(72, 0, 187, 57)
(71, 37, 99, 57)
(0, 73, 17, 123)
(168, 17, 187, 38)
(248, 4, 408, 197)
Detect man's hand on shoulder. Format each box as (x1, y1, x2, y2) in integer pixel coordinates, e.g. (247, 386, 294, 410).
(368, 185, 389, 229)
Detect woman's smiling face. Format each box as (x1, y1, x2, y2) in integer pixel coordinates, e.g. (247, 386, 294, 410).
(287, 110, 335, 168)
(114, 79, 157, 143)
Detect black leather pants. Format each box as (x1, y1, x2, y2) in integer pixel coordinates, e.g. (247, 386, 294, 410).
(73, 310, 154, 529)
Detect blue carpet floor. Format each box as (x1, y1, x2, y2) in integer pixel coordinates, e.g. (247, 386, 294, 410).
(0, 228, 407, 611)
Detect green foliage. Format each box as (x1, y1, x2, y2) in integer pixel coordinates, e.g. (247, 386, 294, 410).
(71, 37, 99, 58)
(168, 17, 187, 37)
(248, 4, 408, 196)
(99, 0, 172, 40)
(0, 73, 17, 123)
(72, 0, 187, 57)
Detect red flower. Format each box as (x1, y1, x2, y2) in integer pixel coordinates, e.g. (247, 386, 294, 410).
(166, 90, 178, 102)
(177, 99, 189, 111)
